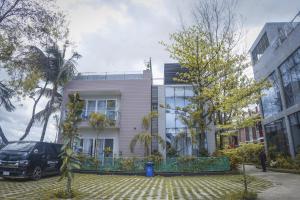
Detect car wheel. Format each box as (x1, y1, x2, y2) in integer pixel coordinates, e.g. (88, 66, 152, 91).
(32, 166, 42, 180)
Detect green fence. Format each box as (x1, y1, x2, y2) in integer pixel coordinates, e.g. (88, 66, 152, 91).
(79, 156, 230, 173)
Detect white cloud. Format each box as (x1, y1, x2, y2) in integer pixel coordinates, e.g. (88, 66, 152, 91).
(1, 0, 300, 142)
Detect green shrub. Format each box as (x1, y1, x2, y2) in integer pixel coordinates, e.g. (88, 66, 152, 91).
(269, 154, 300, 170)
(218, 143, 263, 170)
(119, 158, 135, 171)
(147, 151, 163, 168)
(53, 189, 81, 199)
(224, 191, 257, 200)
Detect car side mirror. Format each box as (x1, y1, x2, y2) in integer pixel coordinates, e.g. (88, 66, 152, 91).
(33, 149, 39, 154)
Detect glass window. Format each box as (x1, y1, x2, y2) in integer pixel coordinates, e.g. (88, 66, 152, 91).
(279, 47, 300, 107)
(288, 112, 300, 154)
(87, 100, 96, 116)
(175, 114, 185, 128)
(166, 111, 176, 128)
(185, 86, 194, 97)
(261, 72, 282, 118)
(83, 138, 94, 156)
(165, 87, 174, 97)
(264, 118, 289, 155)
(97, 100, 106, 113)
(107, 111, 116, 120)
(251, 32, 270, 65)
(175, 97, 185, 109)
(107, 100, 116, 110)
(175, 87, 184, 97)
(166, 97, 175, 109)
(1, 142, 36, 152)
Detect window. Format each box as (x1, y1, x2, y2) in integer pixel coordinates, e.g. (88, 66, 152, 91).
(82, 138, 94, 156)
(46, 144, 57, 159)
(96, 139, 114, 161)
(261, 72, 282, 118)
(97, 100, 106, 114)
(288, 111, 300, 154)
(83, 99, 118, 121)
(264, 119, 289, 155)
(279, 48, 300, 107)
(251, 33, 270, 65)
(87, 100, 96, 117)
(165, 86, 200, 156)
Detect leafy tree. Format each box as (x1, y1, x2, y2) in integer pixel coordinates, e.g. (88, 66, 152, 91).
(0, 81, 15, 144)
(0, 0, 70, 142)
(162, 0, 267, 153)
(89, 112, 110, 132)
(130, 112, 165, 157)
(59, 92, 84, 198)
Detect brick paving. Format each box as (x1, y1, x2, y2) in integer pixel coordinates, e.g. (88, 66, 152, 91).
(0, 174, 271, 199)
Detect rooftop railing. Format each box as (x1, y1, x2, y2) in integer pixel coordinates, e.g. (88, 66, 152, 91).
(74, 71, 144, 81)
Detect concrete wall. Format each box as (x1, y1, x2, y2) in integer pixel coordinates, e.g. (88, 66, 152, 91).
(61, 70, 152, 157)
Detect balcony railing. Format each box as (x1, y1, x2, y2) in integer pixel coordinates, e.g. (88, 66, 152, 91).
(79, 111, 121, 128)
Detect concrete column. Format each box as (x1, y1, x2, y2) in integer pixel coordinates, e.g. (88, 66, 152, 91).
(285, 116, 296, 158)
(157, 86, 166, 159)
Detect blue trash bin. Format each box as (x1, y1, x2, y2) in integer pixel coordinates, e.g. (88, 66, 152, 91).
(145, 161, 154, 177)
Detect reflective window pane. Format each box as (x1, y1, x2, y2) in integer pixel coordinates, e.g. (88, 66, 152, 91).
(166, 111, 175, 128)
(87, 100, 96, 116)
(165, 87, 174, 97)
(97, 100, 106, 113)
(261, 72, 282, 118)
(279, 47, 300, 107)
(288, 111, 300, 154)
(107, 100, 116, 110)
(185, 86, 194, 97)
(175, 97, 185, 109)
(175, 87, 184, 97)
(264, 118, 289, 156)
(166, 97, 175, 109)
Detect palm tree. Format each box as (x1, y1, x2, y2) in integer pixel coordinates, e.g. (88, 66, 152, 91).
(19, 42, 81, 141)
(0, 81, 15, 144)
(130, 112, 165, 157)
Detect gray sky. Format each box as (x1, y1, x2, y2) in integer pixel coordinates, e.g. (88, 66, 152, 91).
(1, 0, 300, 142)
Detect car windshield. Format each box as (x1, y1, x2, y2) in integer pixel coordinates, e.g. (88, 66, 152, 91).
(1, 142, 36, 152)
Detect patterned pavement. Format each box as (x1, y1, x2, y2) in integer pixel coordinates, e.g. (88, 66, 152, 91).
(0, 174, 271, 199)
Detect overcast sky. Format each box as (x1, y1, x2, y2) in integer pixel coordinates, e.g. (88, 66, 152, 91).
(1, 0, 300, 143)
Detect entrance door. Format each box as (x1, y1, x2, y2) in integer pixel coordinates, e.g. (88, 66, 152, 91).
(96, 139, 114, 164)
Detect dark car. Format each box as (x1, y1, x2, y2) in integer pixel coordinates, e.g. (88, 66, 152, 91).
(0, 141, 62, 180)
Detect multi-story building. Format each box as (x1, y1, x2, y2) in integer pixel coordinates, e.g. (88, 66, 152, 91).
(249, 20, 300, 157)
(238, 107, 264, 144)
(155, 63, 216, 157)
(61, 70, 152, 158)
(61, 64, 216, 159)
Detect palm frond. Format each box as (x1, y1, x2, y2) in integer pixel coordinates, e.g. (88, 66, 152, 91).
(0, 81, 15, 112)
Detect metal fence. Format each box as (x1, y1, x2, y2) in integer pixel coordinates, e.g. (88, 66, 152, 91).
(79, 156, 230, 173)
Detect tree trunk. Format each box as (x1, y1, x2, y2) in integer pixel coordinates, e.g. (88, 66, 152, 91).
(0, 125, 8, 144)
(242, 163, 248, 193)
(40, 84, 57, 142)
(67, 174, 72, 197)
(20, 82, 48, 141)
(219, 134, 224, 149)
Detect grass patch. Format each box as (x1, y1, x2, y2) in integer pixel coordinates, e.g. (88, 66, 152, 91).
(224, 191, 258, 200)
(0, 174, 271, 199)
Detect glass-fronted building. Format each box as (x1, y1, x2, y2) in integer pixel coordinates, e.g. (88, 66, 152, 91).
(250, 22, 300, 157)
(155, 63, 215, 158)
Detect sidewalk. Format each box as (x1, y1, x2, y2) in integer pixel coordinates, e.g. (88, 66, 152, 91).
(246, 165, 300, 200)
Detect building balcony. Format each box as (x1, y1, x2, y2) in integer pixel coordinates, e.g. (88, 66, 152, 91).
(78, 111, 121, 129)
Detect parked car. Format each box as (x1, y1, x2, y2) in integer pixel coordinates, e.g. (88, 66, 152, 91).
(0, 141, 62, 180)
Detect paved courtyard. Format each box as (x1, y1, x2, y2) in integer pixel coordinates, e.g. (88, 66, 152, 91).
(0, 173, 270, 199)
(246, 165, 300, 200)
